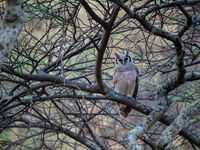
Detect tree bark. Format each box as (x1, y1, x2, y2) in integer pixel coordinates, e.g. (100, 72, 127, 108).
(0, 0, 24, 68)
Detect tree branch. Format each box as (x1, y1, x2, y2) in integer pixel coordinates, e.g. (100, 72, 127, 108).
(80, 0, 108, 28)
(156, 99, 200, 149)
(0, 0, 24, 68)
(94, 6, 120, 90)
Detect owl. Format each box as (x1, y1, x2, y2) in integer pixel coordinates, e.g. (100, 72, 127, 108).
(113, 50, 139, 117)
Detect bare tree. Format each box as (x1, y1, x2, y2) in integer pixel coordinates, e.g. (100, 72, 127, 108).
(0, 0, 200, 150)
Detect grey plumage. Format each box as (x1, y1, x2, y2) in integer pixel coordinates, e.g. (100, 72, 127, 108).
(113, 51, 139, 117)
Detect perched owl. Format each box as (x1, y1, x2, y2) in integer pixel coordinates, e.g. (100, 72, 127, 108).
(113, 50, 139, 117)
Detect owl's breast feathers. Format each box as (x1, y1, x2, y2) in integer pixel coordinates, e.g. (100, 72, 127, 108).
(113, 63, 139, 94)
(114, 63, 138, 79)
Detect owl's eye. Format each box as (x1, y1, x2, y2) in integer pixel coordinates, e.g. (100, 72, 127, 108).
(118, 59, 122, 62)
(124, 57, 129, 63)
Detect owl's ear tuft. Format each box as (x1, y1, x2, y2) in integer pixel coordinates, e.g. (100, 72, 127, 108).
(115, 52, 119, 58)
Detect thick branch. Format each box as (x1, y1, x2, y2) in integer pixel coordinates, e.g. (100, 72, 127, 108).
(0, 0, 24, 67)
(144, 0, 200, 16)
(156, 99, 200, 149)
(94, 6, 120, 90)
(178, 6, 193, 37)
(80, 0, 108, 28)
(1, 67, 200, 147)
(111, 0, 177, 42)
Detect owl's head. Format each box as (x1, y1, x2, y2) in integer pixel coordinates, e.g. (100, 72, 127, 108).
(115, 50, 132, 66)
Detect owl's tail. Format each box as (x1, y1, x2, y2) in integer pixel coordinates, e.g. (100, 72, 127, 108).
(118, 104, 132, 117)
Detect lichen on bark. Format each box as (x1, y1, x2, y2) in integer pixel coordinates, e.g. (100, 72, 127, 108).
(157, 99, 200, 148)
(0, 0, 24, 68)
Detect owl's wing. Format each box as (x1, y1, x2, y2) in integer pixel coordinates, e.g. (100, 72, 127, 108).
(132, 67, 139, 100)
(113, 68, 118, 87)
